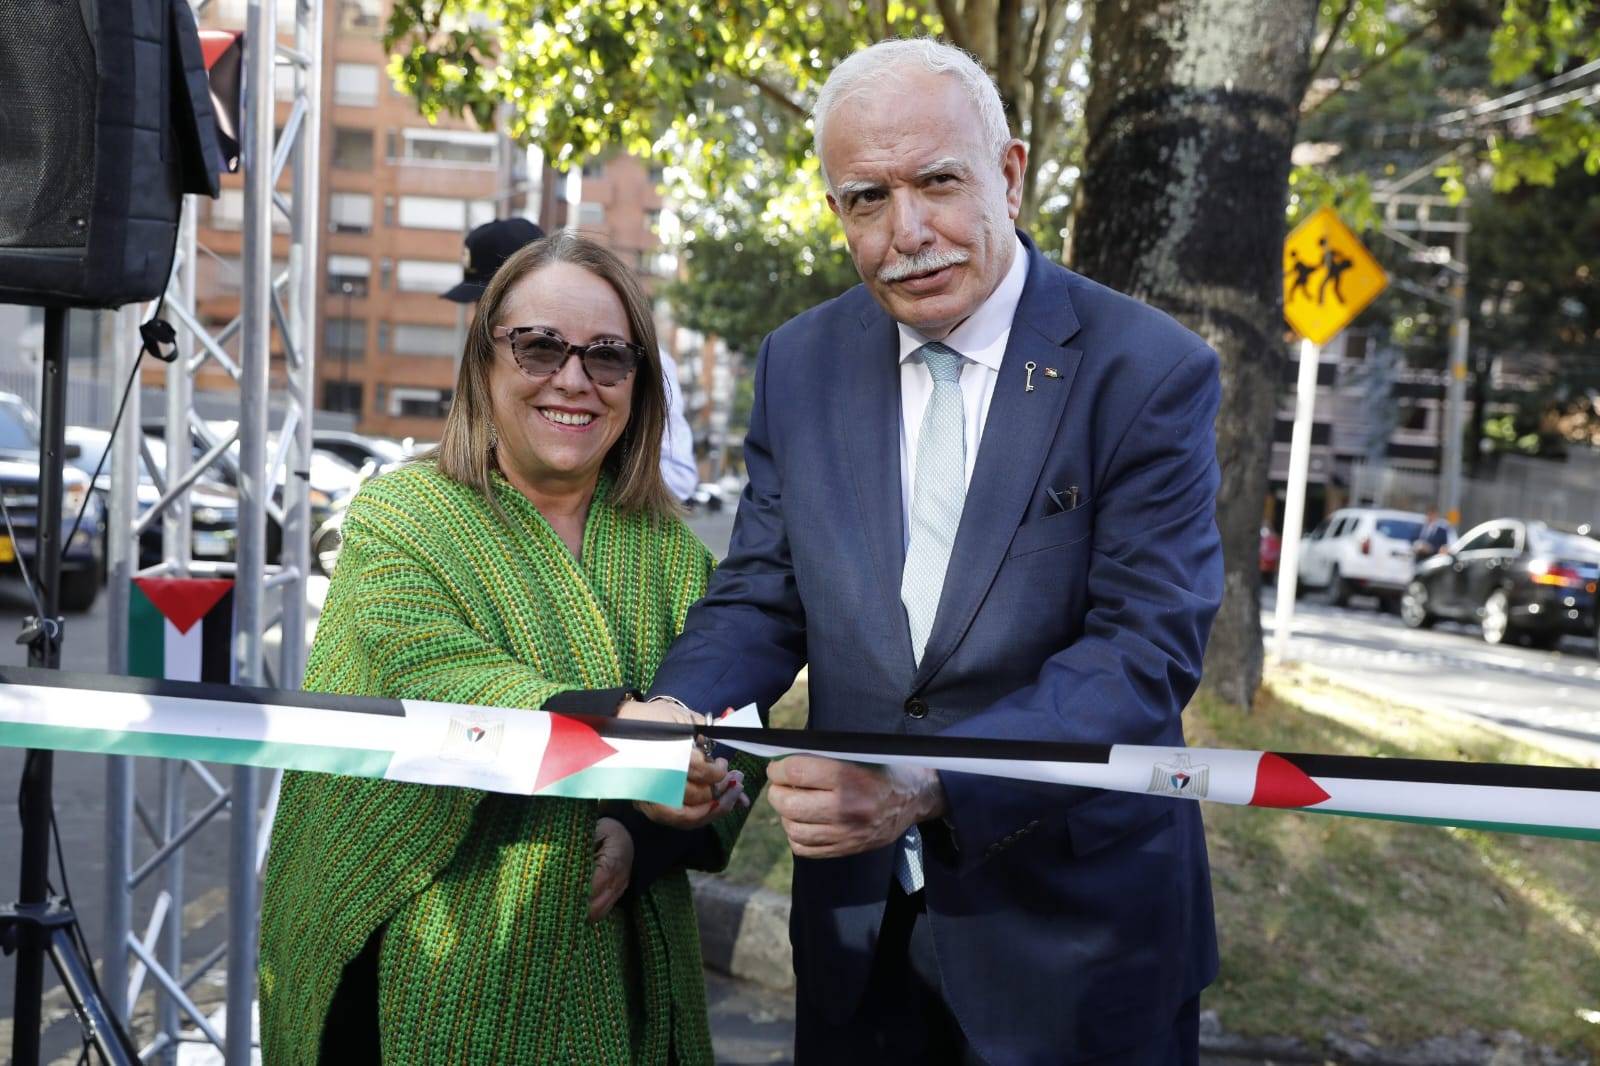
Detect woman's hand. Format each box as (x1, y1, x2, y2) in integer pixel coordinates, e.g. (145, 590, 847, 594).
(588, 816, 634, 923)
(618, 699, 750, 828)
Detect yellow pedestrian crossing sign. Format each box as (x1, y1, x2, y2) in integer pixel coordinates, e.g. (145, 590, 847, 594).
(1283, 206, 1387, 345)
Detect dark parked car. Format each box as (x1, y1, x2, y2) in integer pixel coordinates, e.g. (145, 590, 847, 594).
(0, 395, 103, 611)
(1400, 518, 1599, 651)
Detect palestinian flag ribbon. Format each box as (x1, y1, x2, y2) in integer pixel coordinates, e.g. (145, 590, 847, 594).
(0, 667, 691, 806)
(5, 668, 1599, 841)
(129, 578, 234, 683)
(704, 707, 1600, 842)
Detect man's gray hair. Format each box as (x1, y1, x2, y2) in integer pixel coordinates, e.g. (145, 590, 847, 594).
(811, 38, 1012, 192)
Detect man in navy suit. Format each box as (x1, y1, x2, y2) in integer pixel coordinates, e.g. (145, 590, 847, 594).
(648, 37, 1224, 1065)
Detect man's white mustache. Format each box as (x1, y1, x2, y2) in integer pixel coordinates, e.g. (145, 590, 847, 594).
(878, 249, 970, 283)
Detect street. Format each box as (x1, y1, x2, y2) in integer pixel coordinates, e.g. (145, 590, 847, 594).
(1264, 587, 1600, 761)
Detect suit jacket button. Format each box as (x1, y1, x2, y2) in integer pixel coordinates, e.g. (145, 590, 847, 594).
(904, 697, 929, 720)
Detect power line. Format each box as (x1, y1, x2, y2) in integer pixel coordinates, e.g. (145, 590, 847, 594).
(1368, 57, 1600, 143)
(1432, 55, 1600, 125)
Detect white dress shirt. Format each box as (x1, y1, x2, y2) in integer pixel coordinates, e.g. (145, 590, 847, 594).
(897, 236, 1029, 540)
(657, 347, 699, 501)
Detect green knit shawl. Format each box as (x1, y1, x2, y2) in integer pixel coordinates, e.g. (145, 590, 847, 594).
(260, 462, 739, 1065)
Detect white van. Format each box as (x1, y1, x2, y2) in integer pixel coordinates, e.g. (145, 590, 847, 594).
(1298, 507, 1427, 609)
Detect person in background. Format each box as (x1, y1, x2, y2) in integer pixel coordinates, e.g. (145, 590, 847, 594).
(444, 218, 699, 502)
(1416, 507, 1456, 557)
(262, 232, 756, 1064)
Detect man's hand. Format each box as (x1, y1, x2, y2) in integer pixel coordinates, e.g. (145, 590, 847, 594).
(617, 699, 749, 829)
(588, 816, 634, 923)
(766, 756, 946, 859)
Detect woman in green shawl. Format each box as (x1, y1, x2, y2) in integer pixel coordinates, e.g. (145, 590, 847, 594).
(260, 232, 757, 1064)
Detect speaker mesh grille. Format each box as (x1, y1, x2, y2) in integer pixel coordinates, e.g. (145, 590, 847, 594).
(0, 0, 97, 249)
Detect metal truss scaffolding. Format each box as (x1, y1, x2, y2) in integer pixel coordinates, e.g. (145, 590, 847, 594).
(102, 0, 322, 1060)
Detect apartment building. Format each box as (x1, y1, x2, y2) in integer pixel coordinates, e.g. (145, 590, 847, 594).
(187, 0, 674, 445)
(1267, 330, 1448, 529)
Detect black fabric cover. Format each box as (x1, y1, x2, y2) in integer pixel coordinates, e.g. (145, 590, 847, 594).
(0, 0, 224, 309)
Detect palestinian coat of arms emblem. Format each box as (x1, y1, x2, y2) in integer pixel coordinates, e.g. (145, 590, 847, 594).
(441, 716, 506, 762)
(1148, 753, 1209, 799)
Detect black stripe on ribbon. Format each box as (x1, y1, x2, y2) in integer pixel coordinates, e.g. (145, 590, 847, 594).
(703, 725, 1600, 795)
(1279, 752, 1600, 794)
(5, 666, 1597, 797)
(701, 724, 1113, 765)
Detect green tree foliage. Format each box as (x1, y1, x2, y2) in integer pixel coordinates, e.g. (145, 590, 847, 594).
(1295, 0, 1600, 218)
(1469, 165, 1600, 363)
(1468, 165, 1600, 454)
(385, 1, 1091, 356)
(1296, 1, 1600, 459)
(662, 220, 859, 357)
(386, 0, 1086, 226)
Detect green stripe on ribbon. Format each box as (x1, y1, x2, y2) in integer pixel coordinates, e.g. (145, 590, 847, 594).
(535, 765, 687, 807)
(0, 723, 393, 779)
(1309, 807, 1600, 842)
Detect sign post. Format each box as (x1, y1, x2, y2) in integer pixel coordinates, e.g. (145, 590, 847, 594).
(1271, 206, 1388, 662)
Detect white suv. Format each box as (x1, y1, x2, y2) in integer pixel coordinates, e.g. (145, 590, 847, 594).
(1298, 507, 1427, 609)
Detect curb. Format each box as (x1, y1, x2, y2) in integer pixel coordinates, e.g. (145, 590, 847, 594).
(688, 872, 793, 993)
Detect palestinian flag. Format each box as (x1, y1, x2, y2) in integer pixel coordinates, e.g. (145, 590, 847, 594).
(6, 666, 1599, 840)
(129, 578, 234, 684)
(705, 706, 1600, 843)
(0, 667, 691, 805)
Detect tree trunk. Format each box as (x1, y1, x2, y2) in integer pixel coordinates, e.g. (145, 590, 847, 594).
(1071, 0, 1318, 708)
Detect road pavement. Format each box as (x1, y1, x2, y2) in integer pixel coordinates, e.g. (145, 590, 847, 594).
(1264, 587, 1600, 761)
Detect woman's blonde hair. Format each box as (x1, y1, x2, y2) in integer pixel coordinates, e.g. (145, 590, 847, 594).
(434, 230, 677, 518)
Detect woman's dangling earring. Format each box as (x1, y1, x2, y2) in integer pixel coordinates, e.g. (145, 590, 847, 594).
(486, 421, 499, 452)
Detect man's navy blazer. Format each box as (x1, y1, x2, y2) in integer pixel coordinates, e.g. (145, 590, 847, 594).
(650, 233, 1224, 1064)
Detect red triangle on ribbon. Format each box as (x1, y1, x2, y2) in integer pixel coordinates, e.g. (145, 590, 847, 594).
(1249, 752, 1332, 808)
(534, 714, 618, 792)
(132, 578, 234, 635)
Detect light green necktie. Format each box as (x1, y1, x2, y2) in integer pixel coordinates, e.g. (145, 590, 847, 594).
(896, 340, 966, 893)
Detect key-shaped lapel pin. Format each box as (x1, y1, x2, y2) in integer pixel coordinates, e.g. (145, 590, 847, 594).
(1024, 361, 1037, 392)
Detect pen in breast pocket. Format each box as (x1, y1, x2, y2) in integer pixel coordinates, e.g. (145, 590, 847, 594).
(1047, 485, 1082, 513)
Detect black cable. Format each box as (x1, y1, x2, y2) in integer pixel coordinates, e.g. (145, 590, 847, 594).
(61, 345, 146, 562)
(59, 285, 175, 562)
(51, 806, 140, 1063)
(0, 486, 49, 627)
(48, 807, 93, 986)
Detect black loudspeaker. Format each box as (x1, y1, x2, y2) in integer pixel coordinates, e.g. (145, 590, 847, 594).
(0, 0, 223, 310)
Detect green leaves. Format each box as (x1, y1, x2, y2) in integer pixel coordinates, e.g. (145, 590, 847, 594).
(1490, 0, 1600, 82)
(383, 1, 1087, 357)
(1309, 0, 1600, 199)
(1287, 166, 1379, 231)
